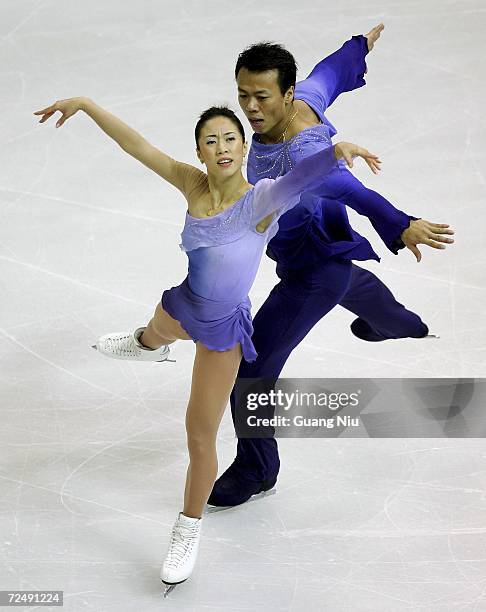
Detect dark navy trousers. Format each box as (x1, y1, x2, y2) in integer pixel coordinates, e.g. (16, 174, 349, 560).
(229, 258, 428, 481)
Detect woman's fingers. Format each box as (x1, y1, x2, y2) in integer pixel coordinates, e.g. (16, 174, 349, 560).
(34, 102, 60, 123)
(362, 152, 381, 174)
(38, 111, 56, 123)
(365, 158, 378, 174)
(356, 147, 381, 173)
(343, 150, 354, 168)
(357, 146, 379, 159)
(34, 103, 58, 116)
(337, 143, 382, 173)
(33, 106, 53, 115)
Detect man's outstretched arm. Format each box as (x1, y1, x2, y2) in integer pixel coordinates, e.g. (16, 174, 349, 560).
(295, 23, 384, 118)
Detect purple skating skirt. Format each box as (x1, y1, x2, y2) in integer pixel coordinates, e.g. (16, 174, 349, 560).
(161, 277, 258, 362)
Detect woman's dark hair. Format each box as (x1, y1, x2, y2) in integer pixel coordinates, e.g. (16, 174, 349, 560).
(235, 42, 297, 95)
(195, 106, 245, 148)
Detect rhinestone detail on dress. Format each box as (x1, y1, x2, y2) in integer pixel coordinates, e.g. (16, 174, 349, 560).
(179, 189, 254, 252)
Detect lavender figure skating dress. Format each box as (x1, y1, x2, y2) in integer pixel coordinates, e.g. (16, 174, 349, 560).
(161, 145, 338, 362)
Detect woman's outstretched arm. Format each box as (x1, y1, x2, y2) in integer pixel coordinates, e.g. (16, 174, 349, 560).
(252, 142, 381, 225)
(33, 97, 202, 195)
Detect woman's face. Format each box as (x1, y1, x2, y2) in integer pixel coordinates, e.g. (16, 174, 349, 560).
(197, 116, 247, 178)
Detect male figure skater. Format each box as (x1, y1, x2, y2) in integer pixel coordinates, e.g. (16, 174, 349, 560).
(208, 24, 454, 507)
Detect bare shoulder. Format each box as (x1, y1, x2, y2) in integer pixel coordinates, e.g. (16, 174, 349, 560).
(183, 167, 209, 213)
(174, 161, 207, 197)
(127, 142, 206, 199)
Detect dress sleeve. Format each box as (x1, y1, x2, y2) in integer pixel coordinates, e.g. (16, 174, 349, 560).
(294, 35, 368, 118)
(251, 145, 337, 225)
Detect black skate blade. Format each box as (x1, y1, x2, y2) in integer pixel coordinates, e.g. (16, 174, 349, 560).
(91, 345, 98, 350)
(205, 487, 277, 514)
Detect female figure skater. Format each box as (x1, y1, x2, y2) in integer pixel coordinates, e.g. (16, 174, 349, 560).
(33, 97, 379, 593)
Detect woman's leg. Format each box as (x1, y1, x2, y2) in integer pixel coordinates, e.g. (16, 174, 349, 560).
(182, 341, 242, 518)
(140, 302, 192, 348)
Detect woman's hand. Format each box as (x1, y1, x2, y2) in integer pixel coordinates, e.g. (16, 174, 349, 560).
(334, 142, 381, 174)
(33, 97, 87, 128)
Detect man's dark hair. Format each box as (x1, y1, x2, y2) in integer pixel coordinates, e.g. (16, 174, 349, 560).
(194, 106, 245, 148)
(235, 42, 297, 95)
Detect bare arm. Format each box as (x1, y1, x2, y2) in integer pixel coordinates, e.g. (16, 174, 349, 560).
(33, 96, 203, 196)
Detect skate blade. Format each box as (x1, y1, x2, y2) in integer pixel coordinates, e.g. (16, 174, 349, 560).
(162, 584, 176, 598)
(425, 334, 440, 339)
(205, 487, 277, 514)
(91, 345, 98, 350)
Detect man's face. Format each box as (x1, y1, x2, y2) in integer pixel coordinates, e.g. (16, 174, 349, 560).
(236, 68, 293, 136)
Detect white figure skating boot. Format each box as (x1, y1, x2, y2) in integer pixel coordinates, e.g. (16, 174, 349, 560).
(160, 512, 202, 597)
(93, 327, 172, 362)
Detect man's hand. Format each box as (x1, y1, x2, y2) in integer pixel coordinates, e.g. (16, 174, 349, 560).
(365, 23, 385, 53)
(401, 219, 455, 262)
(363, 23, 385, 73)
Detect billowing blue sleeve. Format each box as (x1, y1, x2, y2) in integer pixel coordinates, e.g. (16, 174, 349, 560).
(294, 35, 368, 122)
(251, 145, 337, 225)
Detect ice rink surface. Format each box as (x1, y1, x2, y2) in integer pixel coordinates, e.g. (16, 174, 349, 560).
(1, 0, 486, 609)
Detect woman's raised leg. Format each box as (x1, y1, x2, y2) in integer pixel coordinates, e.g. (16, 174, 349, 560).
(140, 302, 191, 348)
(95, 302, 191, 361)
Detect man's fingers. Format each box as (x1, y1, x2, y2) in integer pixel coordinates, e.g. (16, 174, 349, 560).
(365, 23, 385, 38)
(425, 239, 446, 249)
(422, 221, 454, 231)
(408, 245, 421, 262)
(365, 23, 385, 52)
(407, 234, 454, 247)
(430, 225, 454, 234)
(430, 234, 454, 244)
